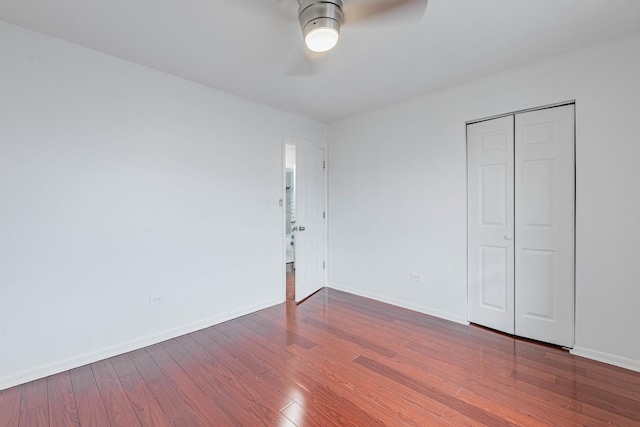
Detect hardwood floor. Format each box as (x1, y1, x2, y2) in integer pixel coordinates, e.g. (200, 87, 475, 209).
(1, 288, 639, 426)
(286, 263, 295, 301)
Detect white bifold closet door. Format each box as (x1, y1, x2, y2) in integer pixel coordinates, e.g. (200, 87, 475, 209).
(467, 116, 516, 334)
(467, 104, 575, 347)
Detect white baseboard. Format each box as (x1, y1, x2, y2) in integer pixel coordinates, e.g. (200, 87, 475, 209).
(0, 297, 283, 391)
(328, 282, 468, 326)
(571, 346, 640, 373)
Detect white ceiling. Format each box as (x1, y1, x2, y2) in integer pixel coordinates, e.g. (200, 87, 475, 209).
(2, 0, 640, 122)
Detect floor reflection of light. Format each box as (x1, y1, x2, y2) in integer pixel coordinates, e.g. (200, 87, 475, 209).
(290, 388, 304, 404)
(281, 389, 305, 426)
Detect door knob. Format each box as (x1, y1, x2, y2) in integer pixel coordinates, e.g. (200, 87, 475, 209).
(298, 226, 306, 231)
(504, 234, 513, 240)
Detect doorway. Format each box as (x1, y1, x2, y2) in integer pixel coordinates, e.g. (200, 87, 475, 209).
(285, 144, 296, 301)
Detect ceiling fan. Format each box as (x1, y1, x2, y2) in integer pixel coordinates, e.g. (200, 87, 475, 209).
(226, 0, 428, 52)
(297, 0, 428, 52)
(225, 0, 428, 75)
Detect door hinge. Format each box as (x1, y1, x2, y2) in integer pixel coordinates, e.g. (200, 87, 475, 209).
(323, 160, 326, 169)
(323, 211, 326, 219)
(323, 261, 325, 269)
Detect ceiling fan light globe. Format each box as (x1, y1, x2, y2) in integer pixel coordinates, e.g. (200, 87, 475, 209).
(305, 26, 339, 52)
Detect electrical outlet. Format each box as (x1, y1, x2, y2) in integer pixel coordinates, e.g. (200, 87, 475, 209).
(149, 294, 165, 305)
(409, 273, 424, 283)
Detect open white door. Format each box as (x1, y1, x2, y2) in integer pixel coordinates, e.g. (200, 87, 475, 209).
(514, 105, 575, 347)
(467, 116, 515, 334)
(294, 141, 325, 302)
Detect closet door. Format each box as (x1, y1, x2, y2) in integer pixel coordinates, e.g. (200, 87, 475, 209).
(514, 105, 575, 347)
(467, 116, 515, 334)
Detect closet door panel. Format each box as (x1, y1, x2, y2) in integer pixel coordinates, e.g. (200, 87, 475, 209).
(515, 105, 575, 347)
(467, 116, 515, 334)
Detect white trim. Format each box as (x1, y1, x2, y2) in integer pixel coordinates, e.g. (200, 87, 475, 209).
(328, 282, 468, 325)
(0, 297, 282, 391)
(571, 346, 640, 373)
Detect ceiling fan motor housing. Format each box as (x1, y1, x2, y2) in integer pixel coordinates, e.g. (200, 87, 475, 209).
(298, 0, 344, 39)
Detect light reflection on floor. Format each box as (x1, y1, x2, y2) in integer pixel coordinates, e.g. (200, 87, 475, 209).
(280, 389, 305, 426)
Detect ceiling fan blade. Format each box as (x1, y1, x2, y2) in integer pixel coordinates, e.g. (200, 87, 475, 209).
(343, 0, 428, 25)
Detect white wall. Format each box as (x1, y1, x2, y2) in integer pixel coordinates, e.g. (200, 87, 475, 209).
(328, 33, 640, 371)
(0, 21, 327, 390)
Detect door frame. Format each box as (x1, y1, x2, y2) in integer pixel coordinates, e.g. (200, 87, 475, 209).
(465, 100, 577, 347)
(281, 136, 328, 302)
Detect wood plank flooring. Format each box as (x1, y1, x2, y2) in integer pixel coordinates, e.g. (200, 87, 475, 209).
(1, 287, 639, 426)
(286, 262, 295, 301)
